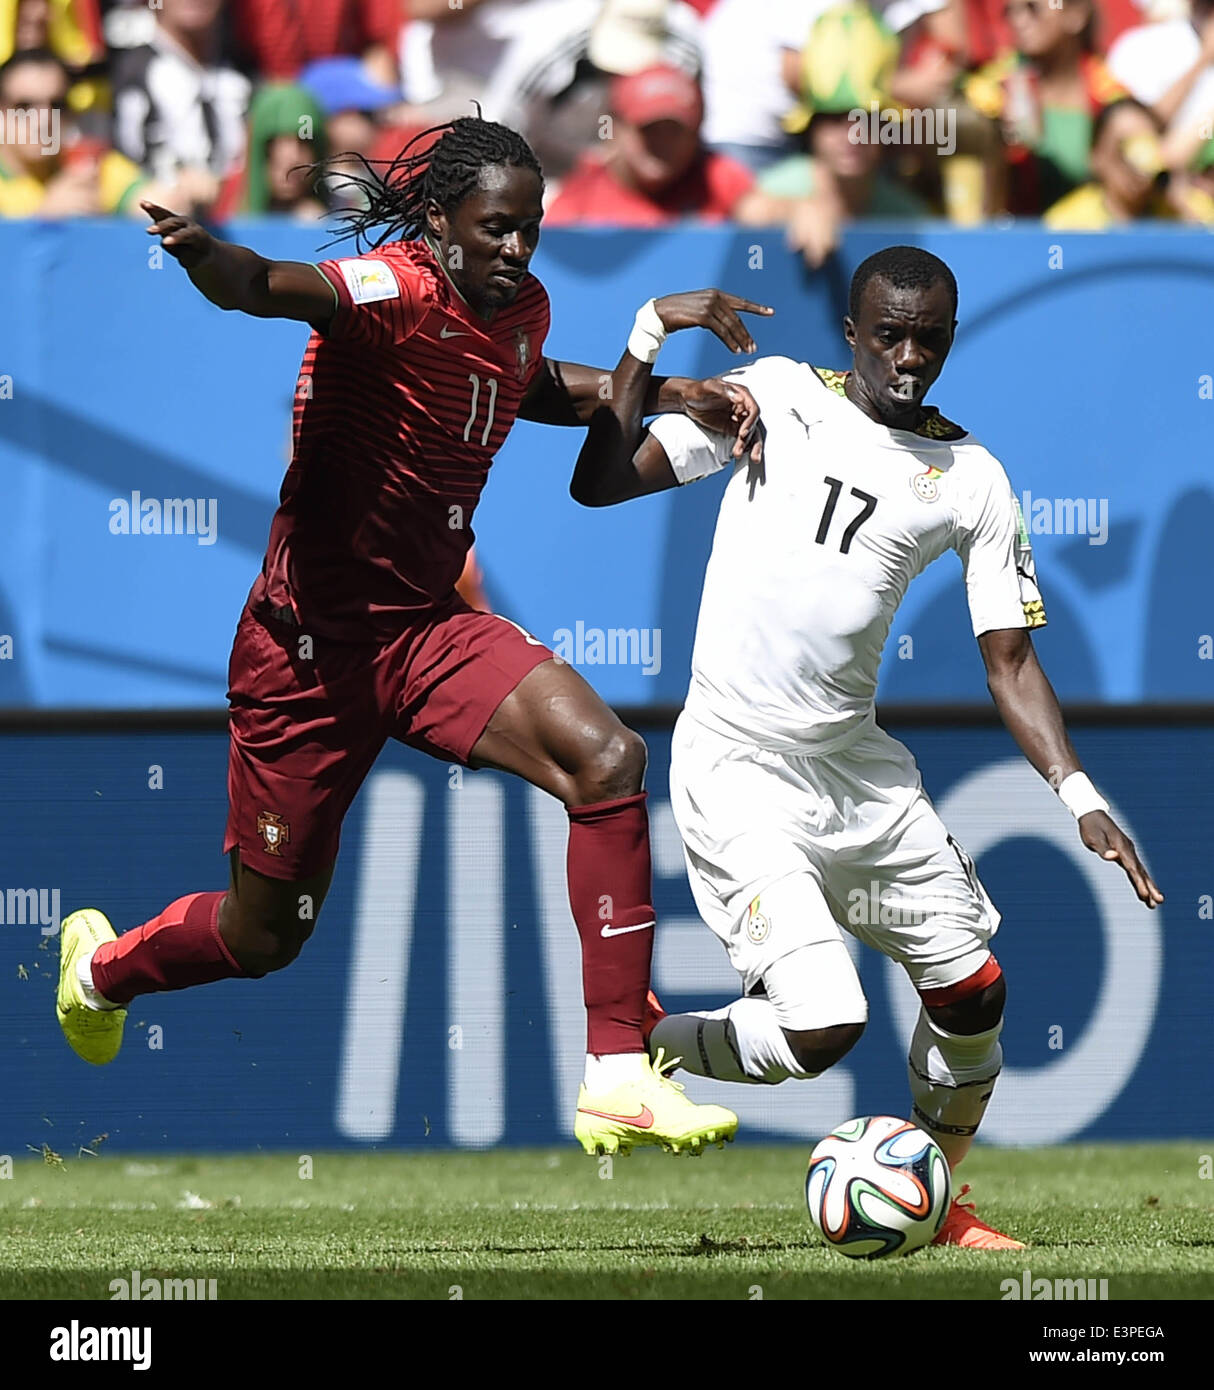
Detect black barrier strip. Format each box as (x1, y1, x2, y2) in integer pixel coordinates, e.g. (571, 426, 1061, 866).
(0, 703, 1210, 733)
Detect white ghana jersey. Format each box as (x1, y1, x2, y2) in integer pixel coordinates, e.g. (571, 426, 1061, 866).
(649, 356, 1046, 754)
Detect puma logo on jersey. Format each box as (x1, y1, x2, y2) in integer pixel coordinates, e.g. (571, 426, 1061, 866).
(789, 406, 814, 436)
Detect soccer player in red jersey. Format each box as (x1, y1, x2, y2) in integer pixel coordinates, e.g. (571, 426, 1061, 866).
(56, 115, 772, 1157)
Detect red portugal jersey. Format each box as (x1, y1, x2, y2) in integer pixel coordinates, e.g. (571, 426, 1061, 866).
(248, 236, 550, 640)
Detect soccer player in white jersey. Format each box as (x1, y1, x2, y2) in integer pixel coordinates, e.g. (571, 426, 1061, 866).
(569, 244, 1164, 1248)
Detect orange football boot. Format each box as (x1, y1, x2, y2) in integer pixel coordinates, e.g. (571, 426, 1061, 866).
(933, 1184, 1026, 1249)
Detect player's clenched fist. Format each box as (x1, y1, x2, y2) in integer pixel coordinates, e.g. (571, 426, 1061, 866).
(654, 289, 774, 355)
(141, 200, 213, 268)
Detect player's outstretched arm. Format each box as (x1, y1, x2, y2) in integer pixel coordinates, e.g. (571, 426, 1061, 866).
(518, 289, 773, 427)
(545, 289, 769, 507)
(569, 376, 762, 507)
(979, 627, 1165, 908)
(141, 202, 336, 328)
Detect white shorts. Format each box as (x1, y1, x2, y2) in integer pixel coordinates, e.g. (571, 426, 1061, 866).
(668, 711, 999, 1028)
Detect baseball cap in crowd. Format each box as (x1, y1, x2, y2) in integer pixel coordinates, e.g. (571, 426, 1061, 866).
(299, 57, 401, 116)
(783, 1, 900, 133)
(590, 0, 671, 75)
(610, 63, 704, 131)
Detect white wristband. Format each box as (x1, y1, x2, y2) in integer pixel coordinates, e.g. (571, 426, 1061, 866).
(1057, 771, 1108, 820)
(627, 298, 667, 365)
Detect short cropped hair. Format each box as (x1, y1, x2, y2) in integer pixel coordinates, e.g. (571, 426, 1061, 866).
(849, 245, 958, 322)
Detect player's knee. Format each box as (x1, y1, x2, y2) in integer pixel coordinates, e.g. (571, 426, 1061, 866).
(238, 928, 312, 977)
(569, 724, 647, 803)
(783, 1020, 866, 1075)
(925, 968, 1006, 1036)
(223, 905, 315, 977)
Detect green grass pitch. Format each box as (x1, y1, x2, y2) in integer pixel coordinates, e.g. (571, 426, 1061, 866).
(3, 1143, 1212, 1299)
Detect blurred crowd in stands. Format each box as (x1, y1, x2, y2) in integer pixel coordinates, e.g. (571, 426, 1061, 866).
(0, 0, 1212, 252)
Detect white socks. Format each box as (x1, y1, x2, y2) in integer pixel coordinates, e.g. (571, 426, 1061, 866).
(583, 1052, 648, 1090)
(907, 1008, 1002, 1166)
(76, 950, 120, 1011)
(632, 995, 1001, 1167)
(650, 998, 816, 1084)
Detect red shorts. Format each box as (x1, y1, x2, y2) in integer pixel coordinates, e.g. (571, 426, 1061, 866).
(223, 597, 553, 880)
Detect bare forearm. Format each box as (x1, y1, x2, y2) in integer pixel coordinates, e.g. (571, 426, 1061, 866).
(569, 352, 655, 502)
(148, 209, 333, 324)
(987, 650, 1081, 783)
(522, 357, 690, 426)
(586, 360, 684, 421)
(527, 289, 768, 426)
(571, 374, 760, 507)
(654, 376, 697, 413)
(184, 235, 274, 312)
(980, 632, 1164, 907)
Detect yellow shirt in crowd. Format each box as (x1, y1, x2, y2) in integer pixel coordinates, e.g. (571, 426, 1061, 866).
(0, 149, 145, 217)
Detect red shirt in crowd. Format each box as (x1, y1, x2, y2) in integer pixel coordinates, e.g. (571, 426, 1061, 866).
(234, 0, 404, 80)
(545, 148, 754, 227)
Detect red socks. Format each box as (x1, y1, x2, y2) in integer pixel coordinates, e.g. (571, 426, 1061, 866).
(566, 792, 655, 1055)
(90, 891, 243, 1006)
(89, 796, 657, 1044)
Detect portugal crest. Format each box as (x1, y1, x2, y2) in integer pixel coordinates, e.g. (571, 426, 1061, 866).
(513, 329, 531, 382)
(257, 811, 290, 856)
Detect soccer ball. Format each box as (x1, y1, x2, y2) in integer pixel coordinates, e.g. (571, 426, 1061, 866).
(806, 1115, 951, 1259)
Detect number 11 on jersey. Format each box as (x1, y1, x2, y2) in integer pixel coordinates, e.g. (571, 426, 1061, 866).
(463, 373, 499, 446)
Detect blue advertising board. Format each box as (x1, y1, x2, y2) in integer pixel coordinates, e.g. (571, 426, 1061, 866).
(0, 222, 1212, 709)
(1, 719, 1207, 1153)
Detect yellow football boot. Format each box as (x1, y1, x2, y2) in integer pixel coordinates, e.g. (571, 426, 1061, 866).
(575, 1048, 738, 1156)
(57, 909, 126, 1065)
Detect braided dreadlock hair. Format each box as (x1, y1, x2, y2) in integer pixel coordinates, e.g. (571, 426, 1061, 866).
(320, 111, 544, 253)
